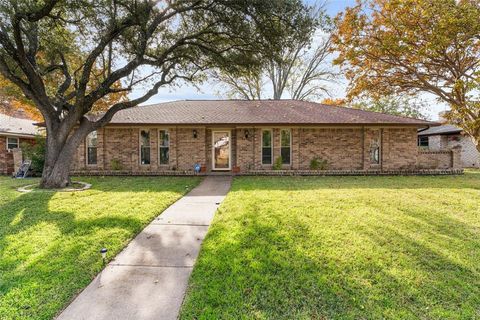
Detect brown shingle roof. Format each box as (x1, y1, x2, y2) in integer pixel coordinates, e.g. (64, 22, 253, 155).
(108, 99, 437, 126)
(0, 113, 39, 136)
(418, 124, 462, 136)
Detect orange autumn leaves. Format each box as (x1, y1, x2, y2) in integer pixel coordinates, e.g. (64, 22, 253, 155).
(0, 74, 127, 121)
(333, 0, 480, 150)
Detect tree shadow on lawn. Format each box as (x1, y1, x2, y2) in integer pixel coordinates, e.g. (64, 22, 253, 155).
(0, 188, 147, 319)
(77, 175, 201, 193)
(181, 202, 480, 319)
(233, 172, 480, 191)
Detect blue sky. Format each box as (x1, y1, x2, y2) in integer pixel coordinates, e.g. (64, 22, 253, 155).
(130, 0, 446, 120)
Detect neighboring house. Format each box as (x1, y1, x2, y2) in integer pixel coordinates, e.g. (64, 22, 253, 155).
(71, 100, 460, 175)
(418, 125, 480, 168)
(0, 113, 38, 174)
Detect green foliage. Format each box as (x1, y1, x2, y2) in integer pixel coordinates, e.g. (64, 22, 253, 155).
(333, 0, 480, 149)
(181, 171, 480, 319)
(273, 156, 283, 170)
(309, 157, 328, 170)
(20, 136, 46, 175)
(0, 0, 317, 187)
(110, 159, 123, 171)
(350, 95, 429, 119)
(0, 176, 201, 320)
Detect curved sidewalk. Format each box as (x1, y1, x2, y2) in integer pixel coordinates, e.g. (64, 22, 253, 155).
(57, 176, 232, 320)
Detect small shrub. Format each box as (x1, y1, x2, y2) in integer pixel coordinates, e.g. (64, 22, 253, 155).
(273, 156, 283, 170)
(110, 159, 123, 170)
(310, 157, 328, 170)
(20, 135, 46, 176)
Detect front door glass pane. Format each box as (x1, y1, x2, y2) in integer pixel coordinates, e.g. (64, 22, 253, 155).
(213, 132, 230, 169)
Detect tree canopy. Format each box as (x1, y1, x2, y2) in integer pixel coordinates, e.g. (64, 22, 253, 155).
(212, 4, 336, 101)
(333, 0, 480, 150)
(350, 95, 429, 120)
(0, 0, 311, 187)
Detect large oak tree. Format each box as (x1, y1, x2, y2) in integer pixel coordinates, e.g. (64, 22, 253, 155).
(211, 5, 337, 101)
(0, 0, 310, 188)
(333, 0, 480, 151)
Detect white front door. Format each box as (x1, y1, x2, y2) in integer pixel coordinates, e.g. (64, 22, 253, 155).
(212, 131, 231, 170)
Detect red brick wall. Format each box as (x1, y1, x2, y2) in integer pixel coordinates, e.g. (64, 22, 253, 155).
(417, 150, 452, 169)
(71, 126, 431, 173)
(417, 147, 462, 169)
(177, 127, 206, 171)
(382, 128, 418, 170)
(73, 127, 206, 172)
(299, 128, 363, 170)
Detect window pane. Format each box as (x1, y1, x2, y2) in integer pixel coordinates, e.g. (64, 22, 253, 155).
(140, 130, 150, 165)
(86, 131, 97, 165)
(159, 130, 169, 165)
(87, 147, 97, 165)
(87, 131, 97, 147)
(262, 130, 272, 165)
(262, 147, 272, 164)
(281, 130, 291, 147)
(159, 147, 169, 165)
(369, 131, 381, 164)
(372, 147, 379, 164)
(262, 130, 271, 147)
(280, 130, 291, 164)
(418, 136, 429, 147)
(141, 130, 150, 146)
(281, 147, 290, 164)
(159, 130, 169, 147)
(141, 147, 151, 164)
(7, 137, 19, 149)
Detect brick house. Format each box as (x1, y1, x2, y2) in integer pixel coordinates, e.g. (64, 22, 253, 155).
(71, 100, 461, 175)
(418, 125, 479, 168)
(0, 114, 37, 175)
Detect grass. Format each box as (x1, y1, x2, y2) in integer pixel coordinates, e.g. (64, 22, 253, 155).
(0, 175, 201, 320)
(181, 171, 480, 320)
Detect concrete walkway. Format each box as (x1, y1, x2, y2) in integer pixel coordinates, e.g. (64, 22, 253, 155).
(57, 176, 232, 320)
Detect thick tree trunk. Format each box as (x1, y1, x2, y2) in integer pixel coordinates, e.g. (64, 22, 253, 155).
(40, 145, 75, 189)
(469, 132, 480, 154)
(39, 122, 90, 189)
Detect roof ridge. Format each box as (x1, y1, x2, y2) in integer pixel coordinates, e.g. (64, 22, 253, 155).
(139, 98, 301, 105)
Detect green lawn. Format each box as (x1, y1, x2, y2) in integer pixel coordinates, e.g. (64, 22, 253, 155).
(0, 176, 201, 320)
(181, 171, 480, 320)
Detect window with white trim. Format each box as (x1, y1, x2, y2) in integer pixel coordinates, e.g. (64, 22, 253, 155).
(6, 137, 19, 150)
(159, 130, 169, 165)
(86, 131, 98, 165)
(418, 136, 429, 148)
(140, 129, 151, 165)
(280, 129, 291, 164)
(262, 130, 272, 165)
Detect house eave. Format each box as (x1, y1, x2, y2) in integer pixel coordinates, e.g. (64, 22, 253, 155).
(0, 131, 37, 138)
(104, 122, 436, 128)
